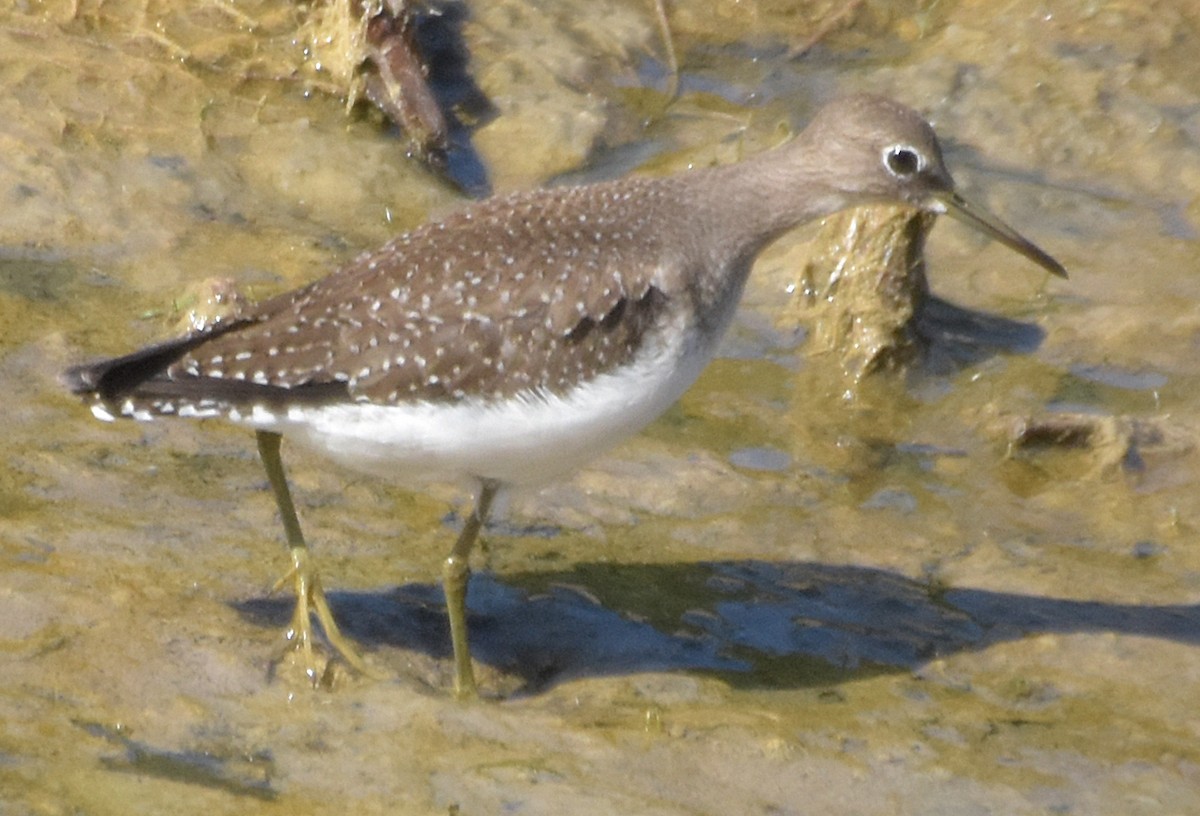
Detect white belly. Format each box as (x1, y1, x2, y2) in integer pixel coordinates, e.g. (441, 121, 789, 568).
(233, 320, 714, 488)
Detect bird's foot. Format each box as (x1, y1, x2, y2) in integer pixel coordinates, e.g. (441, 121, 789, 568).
(271, 546, 382, 686)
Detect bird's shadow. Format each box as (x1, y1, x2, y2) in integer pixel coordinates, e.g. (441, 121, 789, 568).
(235, 558, 1198, 695)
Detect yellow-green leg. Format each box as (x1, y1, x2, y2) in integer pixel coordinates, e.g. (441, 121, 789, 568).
(442, 479, 499, 699)
(256, 430, 375, 683)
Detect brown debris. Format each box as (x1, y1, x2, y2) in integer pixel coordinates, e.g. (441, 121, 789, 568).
(172, 277, 250, 334)
(1003, 412, 1189, 476)
(299, 1, 492, 194)
(783, 203, 935, 383)
(362, 2, 449, 162)
(652, 0, 680, 97)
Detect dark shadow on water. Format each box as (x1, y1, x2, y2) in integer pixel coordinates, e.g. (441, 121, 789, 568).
(75, 720, 277, 801)
(408, 2, 496, 197)
(915, 294, 1048, 374)
(235, 559, 1199, 695)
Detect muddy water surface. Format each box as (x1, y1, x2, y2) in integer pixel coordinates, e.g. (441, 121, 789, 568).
(2, 1, 1199, 814)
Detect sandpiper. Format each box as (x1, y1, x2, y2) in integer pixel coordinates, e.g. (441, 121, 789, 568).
(63, 95, 1066, 696)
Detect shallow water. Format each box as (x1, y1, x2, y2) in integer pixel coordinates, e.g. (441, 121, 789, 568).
(3, 1, 1200, 813)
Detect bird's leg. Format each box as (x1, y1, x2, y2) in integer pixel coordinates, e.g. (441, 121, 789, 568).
(256, 430, 374, 683)
(442, 479, 499, 699)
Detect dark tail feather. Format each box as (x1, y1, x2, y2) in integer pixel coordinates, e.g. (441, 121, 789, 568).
(122, 375, 349, 407)
(62, 322, 350, 415)
(61, 322, 247, 400)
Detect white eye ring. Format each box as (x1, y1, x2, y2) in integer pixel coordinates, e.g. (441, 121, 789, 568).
(883, 144, 923, 177)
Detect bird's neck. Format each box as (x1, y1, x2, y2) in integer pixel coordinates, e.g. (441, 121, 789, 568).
(695, 136, 843, 260)
(660, 136, 842, 325)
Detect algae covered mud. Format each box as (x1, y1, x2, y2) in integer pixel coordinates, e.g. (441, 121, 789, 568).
(3, 1, 1199, 813)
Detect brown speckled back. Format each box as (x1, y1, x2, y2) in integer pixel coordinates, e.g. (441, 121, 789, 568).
(166, 178, 684, 405)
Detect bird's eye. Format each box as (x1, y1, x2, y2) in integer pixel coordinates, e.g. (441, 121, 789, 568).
(884, 145, 922, 177)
